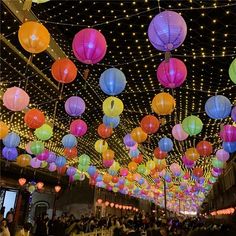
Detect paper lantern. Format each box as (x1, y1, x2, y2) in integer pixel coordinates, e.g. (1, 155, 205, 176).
(65, 96, 85, 116)
(123, 134, 136, 147)
(18, 21, 50, 53)
(16, 154, 31, 167)
(37, 149, 49, 161)
(128, 161, 137, 172)
(46, 152, 56, 163)
(103, 97, 124, 117)
(66, 166, 77, 176)
(157, 58, 187, 88)
(3, 87, 29, 111)
(87, 165, 97, 177)
(182, 115, 203, 136)
(58, 165, 68, 175)
(127, 173, 134, 182)
(103, 115, 120, 128)
(48, 162, 57, 172)
(172, 124, 188, 141)
(185, 148, 199, 161)
(72, 28, 107, 64)
(111, 176, 119, 184)
(3, 132, 20, 148)
(35, 124, 53, 141)
(220, 125, 236, 142)
(30, 141, 44, 155)
(2, 147, 18, 161)
(140, 115, 160, 134)
(182, 155, 195, 168)
(64, 147, 78, 159)
(51, 58, 77, 84)
(54, 185, 61, 193)
(229, 58, 236, 84)
(133, 154, 143, 164)
(231, 106, 236, 121)
(193, 167, 203, 178)
(148, 11, 187, 51)
(129, 149, 140, 158)
(154, 147, 167, 159)
(196, 141, 213, 157)
(25, 142, 33, 154)
(97, 124, 113, 139)
(137, 164, 146, 174)
(79, 154, 90, 166)
(212, 158, 224, 169)
(205, 95, 231, 119)
(99, 68, 126, 95)
(30, 157, 41, 169)
(223, 141, 236, 153)
(146, 160, 156, 170)
(216, 149, 230, 162)
(70, 119, 87, 137)
(18, 178, 26, 186)
(55, 156, 66, 167)
(24, 109, 45, 129)
(152, 92, 175, 115)
(131, 127, 147, 143)
(170, 163, 181, 176)
(102, 149, 114, 161)
(62, 134, 77, 148)
(103, 173, 112, 184)
(94, 139, 108, 153)
(0, 122, 9, 139)
(158, 137, 173, 152)
(103, 159, 114, 168)
(120, 168, 129, 177)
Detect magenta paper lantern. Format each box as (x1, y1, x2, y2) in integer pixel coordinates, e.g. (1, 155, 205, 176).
(48, 162, 57, 172)
(172, 124, 189, 141)
(231, 106, 236, 121)
(103, 159, 114, 168)
(70, 119, 87, 137)
(72, 28, 107, 64)
(157, 58, 187, 88)
(120, 168, 129, 177)
(148, 11, 187, 52)
(3, 87, 29, 111)
(37, 149, 49, 161)
(30, 157, 41, 169)
(182, 155, 195, 168)
(220, 125, 236, 142)
(216, 149, 230, 162)
(65, 96, 85, 117)
(25, 142, 33, 154)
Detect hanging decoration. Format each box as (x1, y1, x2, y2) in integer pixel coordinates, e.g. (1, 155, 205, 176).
(182, 115, 203, 136)
(172, 124, 189, 141)
(229, 58, 236, 84)
(131, 127, 148, 143)
(0, 122, 9, 139)
(140, 115, 160, 134)
(103, 97, 124, 117)
(24, 109, 45, 129)
(65, 96, 86, 117)
(70, 119, 87, 137)
(35, 124, 53, 141)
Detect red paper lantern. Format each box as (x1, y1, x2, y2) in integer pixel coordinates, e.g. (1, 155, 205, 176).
(24, 109, 45, 129)
(97, 124, 113, 139)
(140, 115, 160, 134)
(132, 154, 143, 164)
(64, 147, 78, 159)
(193, 167, 204, 178)
(112, 176, 119, 183)
(196, 141, 213, 157)
(154, 147, 167, 159)
(18, 178, 26, 186)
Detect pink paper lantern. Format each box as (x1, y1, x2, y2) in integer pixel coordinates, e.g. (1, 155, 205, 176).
(25, 141, 33, 154)
(216, 149, 230, 162)
(37, 149, 49, 161)
(70, 119, 87, 137)
(3, 87, 30, 111)
(172, 124, 189, 141)
(157, 58, 187, 88)
(30, 157, 41, 169)
(120, 168, 129, 177)
(170, 163, 181, 176)
(72, 28, 107, 64)
(220, 125, 236, 142)
(48, 162, 57, 172)
(103, 159, 114, 168)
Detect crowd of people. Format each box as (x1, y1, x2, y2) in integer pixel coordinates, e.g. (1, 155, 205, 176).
(1, 208, 236, 236)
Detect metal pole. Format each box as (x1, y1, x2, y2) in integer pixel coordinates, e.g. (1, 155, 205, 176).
(163, 179, 167, 219)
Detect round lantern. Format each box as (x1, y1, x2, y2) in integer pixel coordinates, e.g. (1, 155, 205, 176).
(3, 87, 29, 111)
(128, 161, 137, 172)
(55, 156, 66, 167)
(172, 124, 188, 141)
(205, 95, 231, 119)
(216, 149, 230, 162)
(103, 173, 112, 184)
(79, 154, 91, 166)
(158, 137, 173, 152)
(99, 68, 126, 95)
(3, 132, 20, 148)
(46, 151, 56, 163)
(62, 134, 77, 148)
(95, 139, 108, 153)
(25, 142, 33, 154)
(48, 162, 57, 172)
(182, 115, 203, 136)
(103, 159, 114, 168)
(64, 147, 78, 159)
(30, 157, 41, 169)
(51, 58, 77, 84)
(70, 119, 87, 137)
(35, 124, 53, 141)
(72, 28, 107, 64)
(223, 141, 236, 153)
(24, 109, 45, 129)
(231, 106, 236, 121)
(103, 97, 124, 117)
(66, 166, 77, 176)
(182, 155, 195, 168)
(133, 154, 143, 164)
(185, 148, 200, 161)
(2, 147, 18, 161)
(220, 125, 236, 142)
(193, 167, 204, 178)
(102, 149, 114, 160)
(154, 147, 167, 159)
(131, 127, 147, 143)
(18, 21, 50, 53)
(157, 58, 187, 88)
(123, 134, 136, 147)
(146, 160, 156, 170)
(129, 149, 140, 158)
(148, 11, 187, 51)
(87, 165, 96, 177)
(97, 123, 113, 139)
(30, 141, 44, 155)
(37, 149, 49, 161)
(196, 141, 213, 157)
(65, 96, 85, 116)
(151, 92, 175, 115)
(0, 122, 9, 139)
(103, 115, 120, 128)
(170, 163, 181, 176)
(229, 58, 236, 84)
(212, 158, 224, 169)
(140, 115, 160, 134)
(137, 164, 146, 174)
(120, 168, 129, 177)
(16, 154, 31, 167)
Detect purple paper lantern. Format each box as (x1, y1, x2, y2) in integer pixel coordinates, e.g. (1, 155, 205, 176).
(123, 133, 136, 147)
(220, 125, 236, 142)
(48, 162, 57, 172)
(47, 152, 57, 163)
(37, 149, 49, 161)
(182, 155, 195, 168)
(231, 106, 236, 121)
(216, 149, 230, 162)
(72, 28, 107, 64)
(65, 96, 85, 117)
(148, 11, 187, 52)
(66, 166, 77, 176)
(30, 157, 41, 169)
(157, 58, 187, 88)
(70, 119, 87, 137)
(2, 147, 18, 161)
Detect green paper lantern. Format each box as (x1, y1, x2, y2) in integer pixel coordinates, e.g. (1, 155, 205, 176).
(137, 164, 146, 174)
(35, 124, 53, 141)
(41, 161, 48, 168)
(209, 176, 217, 183)
(30, 141, 44, 155)
(212, 158, 224, 168)
(79, 154, 90, 166)
(229, 58, 236, 84)
(182, 115, 203, 136)
(78, 164, 89, 172)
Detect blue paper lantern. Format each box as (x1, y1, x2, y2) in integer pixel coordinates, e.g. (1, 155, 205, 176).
(158, 137, 173, 152)
(129, 149, 140, 157)
(3, 132, 20, 148)
(103, 115, 120, 128)
(96, 174, 103, 182)
(99, 68, 126, 95)
(138, 178, 145, 185)
(2, 147, 18, 161)
(55, 156, 66, 167)
(223, 141, 236, 153)
(62, 134, 77, 148)
(87, 165, 96, 176)
(205, 95, 231, 119)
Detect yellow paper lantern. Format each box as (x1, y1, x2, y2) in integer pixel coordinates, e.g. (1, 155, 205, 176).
(103, 97, 124, 117)
(16, 154, 32, 167)
(94, 139, 108, 153)
(146, 160, 156, 170)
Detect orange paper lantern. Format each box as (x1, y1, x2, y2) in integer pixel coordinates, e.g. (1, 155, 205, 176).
(131, 127, 147, 143)
(103, 173, 112, 184)
(102, 149, 114, 160)
(97, 124, 113, 139)
(16, 154, 31, 167)
(0, 121, 9, 139)
(128, 161, 137, 172)
(185, 148, 200, 161)
(140, 115, 160, 134)
(24, 109, 45, 129)
(126, 173, 134, 182)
